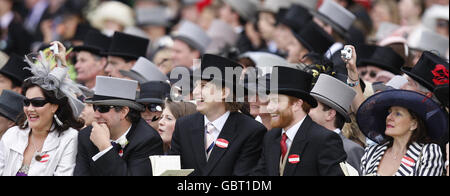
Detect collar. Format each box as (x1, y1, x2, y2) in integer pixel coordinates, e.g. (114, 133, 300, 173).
(282, 116, 306, 141)
(1, 12, 14, 29)
(204, 111, 230, 132)
(333, 128, 341, 135)
(112, 125, 132, 148)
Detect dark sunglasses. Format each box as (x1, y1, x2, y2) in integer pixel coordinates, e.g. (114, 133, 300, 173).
(23, 98, 49, 107)
(93, 105, 117, 113)
(361, 70, 378, 78)
(144, 103, 163, 112)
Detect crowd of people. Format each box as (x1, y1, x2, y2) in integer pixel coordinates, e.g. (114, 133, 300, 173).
(0, 0, 448, 176)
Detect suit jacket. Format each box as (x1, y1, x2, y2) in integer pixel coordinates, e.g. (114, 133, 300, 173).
(361, 142, 444, 176)
(253, 116, 347, 176)
(74, 119, 163, 176)
(169, 112, 267, 176)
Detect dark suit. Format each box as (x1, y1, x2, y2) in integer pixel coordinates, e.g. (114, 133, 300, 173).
(169, 112, 267, 176)
(253, 116, 347, 176)
(74, 119, 163, 176)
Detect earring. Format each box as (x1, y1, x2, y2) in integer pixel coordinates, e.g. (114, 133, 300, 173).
(54, 114, 63, 126)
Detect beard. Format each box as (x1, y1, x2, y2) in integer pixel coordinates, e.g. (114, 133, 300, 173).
(270, 108, 294, 129)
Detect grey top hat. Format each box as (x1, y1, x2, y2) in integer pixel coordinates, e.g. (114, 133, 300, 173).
(0, 90, 25, 123)
(223, 0, 258, 21)
(312, 0, 355, 38)
(136, 6, 170, 27)
(290, 0, 318, 10)
(310, 74, 356, 123)
(172, 20, 212, 54)
(120, 57, 169, 84)
(206, 20, 239, 54)
(85, 76, 144, 111)
(408, 27, 449, 58)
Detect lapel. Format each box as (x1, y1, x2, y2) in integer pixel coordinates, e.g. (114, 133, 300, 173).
(204, 112, 239, 176)
(189, 113, 208, 173)
(121, 121, 139, 159)
(396, 142, 423, 176)
(268, 128, 282, 176)
(283, 116, 312, 176)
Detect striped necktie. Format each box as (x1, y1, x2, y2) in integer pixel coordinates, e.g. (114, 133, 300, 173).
(205, 123, 216, 160)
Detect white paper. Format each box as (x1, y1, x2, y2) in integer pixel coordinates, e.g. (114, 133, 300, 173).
(149, 155, 194, 176)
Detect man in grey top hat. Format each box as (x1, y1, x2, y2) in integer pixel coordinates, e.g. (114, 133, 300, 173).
(309, 74, 364, 173)
(0, 90, 25, 138)
(74, 76, 163, 176)
(171, 20, 211, 69)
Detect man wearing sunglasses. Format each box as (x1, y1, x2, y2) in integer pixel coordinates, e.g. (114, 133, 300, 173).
(136, 81, 171, 131)
(74, 76, 163, 176)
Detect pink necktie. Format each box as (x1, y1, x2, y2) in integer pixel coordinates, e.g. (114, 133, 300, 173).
(205, 123, 216, 160)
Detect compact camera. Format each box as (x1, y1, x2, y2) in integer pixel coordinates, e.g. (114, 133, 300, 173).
(341, 47, 352, 60)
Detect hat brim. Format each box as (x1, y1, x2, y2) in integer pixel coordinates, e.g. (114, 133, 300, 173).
(119, 70, 147, 84)
(356, 90, 448, 144)
(0, 106, 18, 122)
(401, 67, 435, 92)
(311, 11, 350, 39)
(310, 93, 351, 123)
(85, 99, 144, 112)
(136, 98, 164, 104)
(275, 88, 318, 108)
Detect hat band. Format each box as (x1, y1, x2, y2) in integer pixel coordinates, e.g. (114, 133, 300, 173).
(90, 94, 135, 102)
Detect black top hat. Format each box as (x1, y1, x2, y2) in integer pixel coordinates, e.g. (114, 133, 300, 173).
(356, 44, 405, 75)
(196, 54, 244, 88)
(294, 21, 335, 56)
(279, 5, 312, 34)
(0, 90, 25, 123)
(402, 51, 449, 92)
(105, 32, 150, 59)
(270, 66, 318, 108)
(0, 54, 33, 87)
(434, 84, 449, 107)
(73, 30, 112, 56)
(137, 81, 171, 104)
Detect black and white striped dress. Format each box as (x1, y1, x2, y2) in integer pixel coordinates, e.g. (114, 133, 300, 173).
(360, 142, 444, 176)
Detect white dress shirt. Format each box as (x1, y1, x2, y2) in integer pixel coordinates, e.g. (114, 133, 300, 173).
(92, 125, 132, 161)
(281, 116, 306, 150)
(204, 111, 231, 143)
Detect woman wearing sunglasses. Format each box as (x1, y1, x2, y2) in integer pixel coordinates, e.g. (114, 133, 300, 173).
(0, 42, 86, 176)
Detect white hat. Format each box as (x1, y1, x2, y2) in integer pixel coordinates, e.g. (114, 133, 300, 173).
(88, 1, 135, 31)
(172, 20, 212, 54)
(422, 5, 449, 33)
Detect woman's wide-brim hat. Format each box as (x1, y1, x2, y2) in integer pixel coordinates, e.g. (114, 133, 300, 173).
(357, 90, 448, 144)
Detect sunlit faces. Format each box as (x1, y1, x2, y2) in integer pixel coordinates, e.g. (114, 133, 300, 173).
(266, 94, 295, 129)
(192, 80, 229, 115)
(308, 102, 329, 127)
(385, 106, 417, 139)
(24, 86, 58, 131)
(157, 107, 176, 145)
(75, 51, 106, 83)
(248, 94, 270, 117)
(171, 39, 200, 68)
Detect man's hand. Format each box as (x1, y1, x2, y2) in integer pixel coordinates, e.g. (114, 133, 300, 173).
(341, 45, 359, 82)
(90, 121, 112, 151)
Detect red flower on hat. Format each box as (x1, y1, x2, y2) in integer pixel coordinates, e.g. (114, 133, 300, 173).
(431, 64, 449, 86)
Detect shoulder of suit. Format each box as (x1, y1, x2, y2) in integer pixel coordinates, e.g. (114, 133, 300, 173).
(1, 126, 24, 144)
(176, 112, 202, 124)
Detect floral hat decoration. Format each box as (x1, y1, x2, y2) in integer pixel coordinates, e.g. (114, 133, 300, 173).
(23, 44, 86, 118)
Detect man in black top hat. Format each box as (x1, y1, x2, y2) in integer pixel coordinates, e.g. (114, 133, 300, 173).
(252, 66, 347, 176)
(73, 30, 111, 89)
(0, 54, 32, 94)
(169, 54, 267, 176)
(104, 31, 150, 78)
